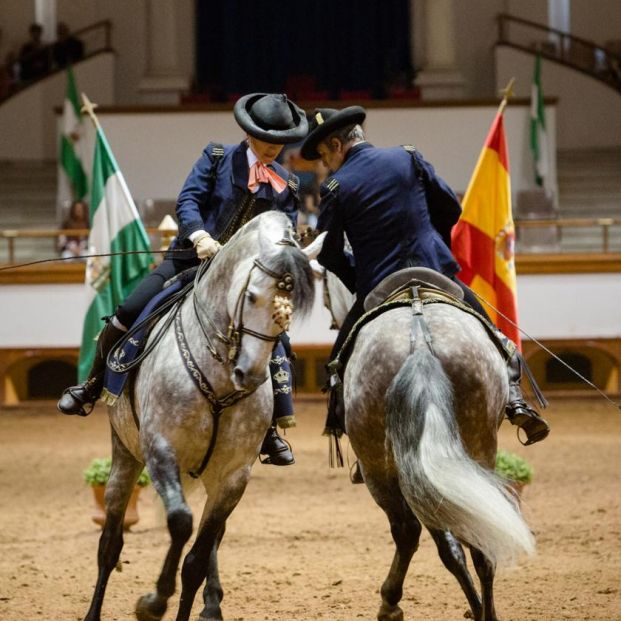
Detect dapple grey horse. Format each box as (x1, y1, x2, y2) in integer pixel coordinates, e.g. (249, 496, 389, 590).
(83, 211, 314, 621)
(308, 235, 534, 621)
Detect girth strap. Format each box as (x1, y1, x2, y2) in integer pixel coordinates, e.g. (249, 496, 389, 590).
(174, 309, 252, 478)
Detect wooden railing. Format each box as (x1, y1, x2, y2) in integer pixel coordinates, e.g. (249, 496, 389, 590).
(0, 20, 112, 104)
(497, 13, 621, 94)
(515, 217, 621, 253)
(1, 218, 620, 266)
(0, 227, 177, 266)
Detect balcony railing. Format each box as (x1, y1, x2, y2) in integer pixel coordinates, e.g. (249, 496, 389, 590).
(497, 13, 621, 94)
(0, 20, 113, 103)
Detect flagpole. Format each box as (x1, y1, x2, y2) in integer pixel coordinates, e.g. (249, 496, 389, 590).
(497, 77, 516, 116)
(80, 93, 102, 131)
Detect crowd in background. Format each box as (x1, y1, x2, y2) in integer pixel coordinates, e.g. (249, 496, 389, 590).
(0, 22, 83, 98)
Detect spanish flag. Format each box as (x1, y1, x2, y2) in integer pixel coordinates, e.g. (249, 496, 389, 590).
(451, 110, 521, 348)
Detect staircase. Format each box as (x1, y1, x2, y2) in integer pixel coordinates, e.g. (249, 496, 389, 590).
(556, 147, 621, 252)
(0, 160, 58, 262)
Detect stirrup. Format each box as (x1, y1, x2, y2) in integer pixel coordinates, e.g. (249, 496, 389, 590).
(349, 461, 364, 484)
(259, 431, 295, 466)
(57, 386, 97, 417)
(506, 403, 550, 446)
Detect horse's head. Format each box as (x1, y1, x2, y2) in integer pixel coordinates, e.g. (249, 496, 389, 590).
(216, 212, 315, 392)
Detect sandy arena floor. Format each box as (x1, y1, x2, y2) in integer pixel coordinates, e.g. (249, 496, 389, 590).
(0, 397, 620, 620)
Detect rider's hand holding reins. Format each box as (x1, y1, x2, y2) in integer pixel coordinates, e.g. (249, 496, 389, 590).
(194, 232, 222, 260)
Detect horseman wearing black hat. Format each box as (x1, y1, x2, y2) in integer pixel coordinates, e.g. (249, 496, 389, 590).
(300, 105, 549, 449)
(58, 93, 308, 466)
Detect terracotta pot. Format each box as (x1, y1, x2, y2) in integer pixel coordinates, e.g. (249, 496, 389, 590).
(91, 485, 142, 530)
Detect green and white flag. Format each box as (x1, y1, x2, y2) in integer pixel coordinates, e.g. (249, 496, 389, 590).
(78, 125, 153, 381)
(530, 54, 549, 187)
(59, 67, 88, 200)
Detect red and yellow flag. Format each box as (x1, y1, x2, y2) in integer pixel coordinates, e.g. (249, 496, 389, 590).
(451, 111, 521, 348)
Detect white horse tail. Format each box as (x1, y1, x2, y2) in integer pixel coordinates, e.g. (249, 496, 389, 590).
(385, 345, 535, 566)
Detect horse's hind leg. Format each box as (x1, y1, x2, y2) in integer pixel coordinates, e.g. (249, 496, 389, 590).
(84, 427, 143, 621)
(470, 547, 498, 621)
(429, 529, 482, 620)
(135, 436, 194, 621)
(176, 471, 250, 621)
(365, 479, 422, 621)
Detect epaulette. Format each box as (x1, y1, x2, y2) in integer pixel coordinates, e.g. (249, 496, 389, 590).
(325, 177, 340, 193)
(402, 144, 424, 180)
(207, 143, 225, 192)
(211, 143, 225, 159)
(287, 176, 299, 193)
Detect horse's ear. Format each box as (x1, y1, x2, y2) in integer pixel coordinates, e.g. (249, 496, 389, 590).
(302, 231, 326, 260)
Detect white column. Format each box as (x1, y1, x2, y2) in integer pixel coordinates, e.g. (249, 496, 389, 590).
(35, 0, 56, 43)
(415, 0, 465, 100)
(138, 0, 189, 104)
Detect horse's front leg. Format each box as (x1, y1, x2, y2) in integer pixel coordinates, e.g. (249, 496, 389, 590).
(135, 435, 194, 621)
(174, 468, 251, 621)
(429, 529, 482, 620)
(471, 547, 498, 621)
(198, 524, 226, 621)
(84, 426, 143, 621)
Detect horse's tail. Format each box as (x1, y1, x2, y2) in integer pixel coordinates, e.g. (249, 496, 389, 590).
(385, 345, 535, 566)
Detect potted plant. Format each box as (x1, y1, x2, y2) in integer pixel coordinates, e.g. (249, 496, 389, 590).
(83, 457, 150, 530)
(495, 449, 534, 500)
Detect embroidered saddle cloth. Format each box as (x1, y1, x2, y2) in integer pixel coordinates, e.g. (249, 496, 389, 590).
(101, 278, 187, 405)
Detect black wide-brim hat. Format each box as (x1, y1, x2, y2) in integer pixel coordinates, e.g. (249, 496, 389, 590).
(234, 93, 309, 144)
(300, 106, 367, 160)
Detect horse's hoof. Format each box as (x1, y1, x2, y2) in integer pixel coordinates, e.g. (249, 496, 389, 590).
(135, 592, 167, 621)
(377, 602, 404, 621)
(198, 613, 223, 621)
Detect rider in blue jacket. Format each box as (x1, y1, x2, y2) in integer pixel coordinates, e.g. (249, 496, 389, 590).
(300, 105, 549, 450)
(58, 93, 309, 465)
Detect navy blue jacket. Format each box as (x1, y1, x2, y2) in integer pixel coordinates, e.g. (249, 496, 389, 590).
(176, 141, 299, 246)
(317, 142, 461, 300)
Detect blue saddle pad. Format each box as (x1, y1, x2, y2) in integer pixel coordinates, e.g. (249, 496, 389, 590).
(102, 279, 184, 404)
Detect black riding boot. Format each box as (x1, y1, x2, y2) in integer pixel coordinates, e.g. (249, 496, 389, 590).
(505, 353, 550, 445)
(57, 321, 126, 417)
(260, 425, 294, 466)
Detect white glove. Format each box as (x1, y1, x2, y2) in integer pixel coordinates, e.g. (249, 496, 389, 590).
(194, 232, 221, 260)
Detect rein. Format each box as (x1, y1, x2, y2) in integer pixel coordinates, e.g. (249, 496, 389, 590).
(178, 250, 295, 478)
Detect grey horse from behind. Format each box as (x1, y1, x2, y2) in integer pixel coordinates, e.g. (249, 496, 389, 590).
(307, 236, 535, 621)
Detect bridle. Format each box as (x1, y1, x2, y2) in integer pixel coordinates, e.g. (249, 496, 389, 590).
(191, 246, 295, 366)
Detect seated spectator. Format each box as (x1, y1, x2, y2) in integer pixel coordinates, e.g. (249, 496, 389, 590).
(299, 191, 320, 229)
(53, 22, 84, 68)
(58, 200, 89, 259)
(19, 23, 50, 81)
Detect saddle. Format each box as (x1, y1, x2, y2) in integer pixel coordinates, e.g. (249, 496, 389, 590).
(101, 267, 198, 405)
(363, 267, 464, 312)
(329, 267, 512, 390)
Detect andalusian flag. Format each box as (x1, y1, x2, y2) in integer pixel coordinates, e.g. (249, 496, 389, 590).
(78, 123, 153, 381)
(451, 110, 520, 348)
(59, 67, 88, 200)
(530, 54, 549, 187)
